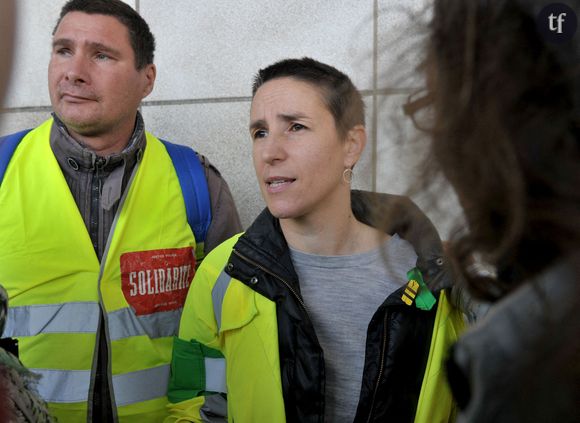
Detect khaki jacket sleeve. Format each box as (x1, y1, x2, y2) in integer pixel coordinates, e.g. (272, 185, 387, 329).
(198, 154, 242, 255)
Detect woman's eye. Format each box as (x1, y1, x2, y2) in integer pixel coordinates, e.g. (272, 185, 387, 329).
(289, 123, 305, 132)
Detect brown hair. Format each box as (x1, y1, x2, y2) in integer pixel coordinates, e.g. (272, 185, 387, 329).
(54, 0, 155, 70)
(252, 57, 365, 138)
(407, 0, 580, 300)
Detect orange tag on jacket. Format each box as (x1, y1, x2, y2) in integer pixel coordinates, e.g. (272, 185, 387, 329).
(120, 247, 196, 315)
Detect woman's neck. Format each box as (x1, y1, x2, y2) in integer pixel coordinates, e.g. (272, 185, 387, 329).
(280, 209, 388, 256)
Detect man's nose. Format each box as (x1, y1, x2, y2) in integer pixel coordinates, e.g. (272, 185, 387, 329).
(64, 55, 89, 84)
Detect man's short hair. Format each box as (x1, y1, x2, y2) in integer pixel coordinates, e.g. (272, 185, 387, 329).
(53, 0, 155, 70)
(252, 57, 365, 137)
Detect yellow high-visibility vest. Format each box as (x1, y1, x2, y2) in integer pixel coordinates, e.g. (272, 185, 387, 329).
(0, 118, 196, 422)
(414, 289, 465, 423)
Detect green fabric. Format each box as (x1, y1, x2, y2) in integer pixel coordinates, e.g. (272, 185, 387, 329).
(407, 268, 437, 311)
(167, 336, 224, 403)
(195, 242, 205, 263)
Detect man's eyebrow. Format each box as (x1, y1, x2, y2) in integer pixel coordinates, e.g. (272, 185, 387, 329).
(52, 38, 73, 49)
(88, 41, 122, 56)
(52, 38, 122, 56)
(249, 119, 266, 132)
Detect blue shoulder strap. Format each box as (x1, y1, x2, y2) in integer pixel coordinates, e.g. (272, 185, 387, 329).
(0, 131, 212, 258)
(0, 129, 32, 187)
(161, 140, 212, 260)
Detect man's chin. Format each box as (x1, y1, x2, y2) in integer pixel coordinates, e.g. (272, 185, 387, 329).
(56, 116, 103, 138)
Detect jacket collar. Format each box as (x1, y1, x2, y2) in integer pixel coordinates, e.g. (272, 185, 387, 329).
(236, 190, 450, 289)
(236, 208, 300, 287)
(50, 112, 146, 173)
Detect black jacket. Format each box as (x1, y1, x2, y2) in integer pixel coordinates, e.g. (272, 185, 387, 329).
(226, 191, 453, 422)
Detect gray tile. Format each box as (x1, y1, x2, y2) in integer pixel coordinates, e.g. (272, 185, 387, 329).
(0, 111, 51, 136)
(3, 1, 63, 108)
(413, 186, 464, 241)
(375, 94, 462, 238)
(377, 0, 431, 90)
(140, 0, 374, 101)
(376, 94, 421, 195)
(141, 101, 261, 229)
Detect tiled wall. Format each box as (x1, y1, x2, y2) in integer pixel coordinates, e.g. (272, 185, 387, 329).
(0, 0, 461, 238)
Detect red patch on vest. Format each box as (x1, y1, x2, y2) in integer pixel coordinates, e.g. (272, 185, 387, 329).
(120, 247, 196, 316)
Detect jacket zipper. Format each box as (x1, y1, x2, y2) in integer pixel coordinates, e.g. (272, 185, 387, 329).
(366, 311, 388, 423)
(232, 248, 325, 419)
(232, 248, 310, 315)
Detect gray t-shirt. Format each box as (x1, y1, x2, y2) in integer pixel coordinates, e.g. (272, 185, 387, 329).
(289, 234, 417, 423)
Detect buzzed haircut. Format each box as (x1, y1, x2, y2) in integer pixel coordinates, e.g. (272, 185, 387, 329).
(253, 57, 365, 137)
(54, 0, 155, 70)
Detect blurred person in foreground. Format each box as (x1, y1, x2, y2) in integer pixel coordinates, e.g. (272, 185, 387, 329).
(0, 0, 15, 103)
(0, 2, 54, 422)
(404, 0, 580, 421)
(166, 57, 465, 423)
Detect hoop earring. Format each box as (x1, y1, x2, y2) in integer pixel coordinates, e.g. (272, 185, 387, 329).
(342, 168, 353, 184)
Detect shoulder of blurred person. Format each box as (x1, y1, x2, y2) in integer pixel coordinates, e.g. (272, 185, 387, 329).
(446, 252, 580, 423)
(0, 287, 55, 423)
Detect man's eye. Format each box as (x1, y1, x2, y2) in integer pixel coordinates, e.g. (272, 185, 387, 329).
(289, 123, 305, 132)
(95, 53, 110, 61)
(252, 129, 268, 139)
(55, 48, 71, 56)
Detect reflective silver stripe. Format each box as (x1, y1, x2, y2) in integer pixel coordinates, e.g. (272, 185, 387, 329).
(4, 302, 100, 337)
(33, 368, 91, 403)
(211, 271, 231, 332)
(11, 302, 185, 341)
(204, 357, 227, 393)
(108, 307, 182, 341)
(112, 364, 170, 406)
(34, 365, 172, 406)
(200, 394, 228, 422)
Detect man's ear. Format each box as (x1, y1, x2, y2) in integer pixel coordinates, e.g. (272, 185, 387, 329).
(344, 124, 367, 168)
(141, 63, 156, 99)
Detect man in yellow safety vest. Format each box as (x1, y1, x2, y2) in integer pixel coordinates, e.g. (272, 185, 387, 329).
(0, 1, 241, 421)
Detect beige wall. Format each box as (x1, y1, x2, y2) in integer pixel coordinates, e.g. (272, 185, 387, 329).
(0, 0, 461, 237)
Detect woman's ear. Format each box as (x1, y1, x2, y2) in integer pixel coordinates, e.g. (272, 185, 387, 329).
(344, 124, 367, 168)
